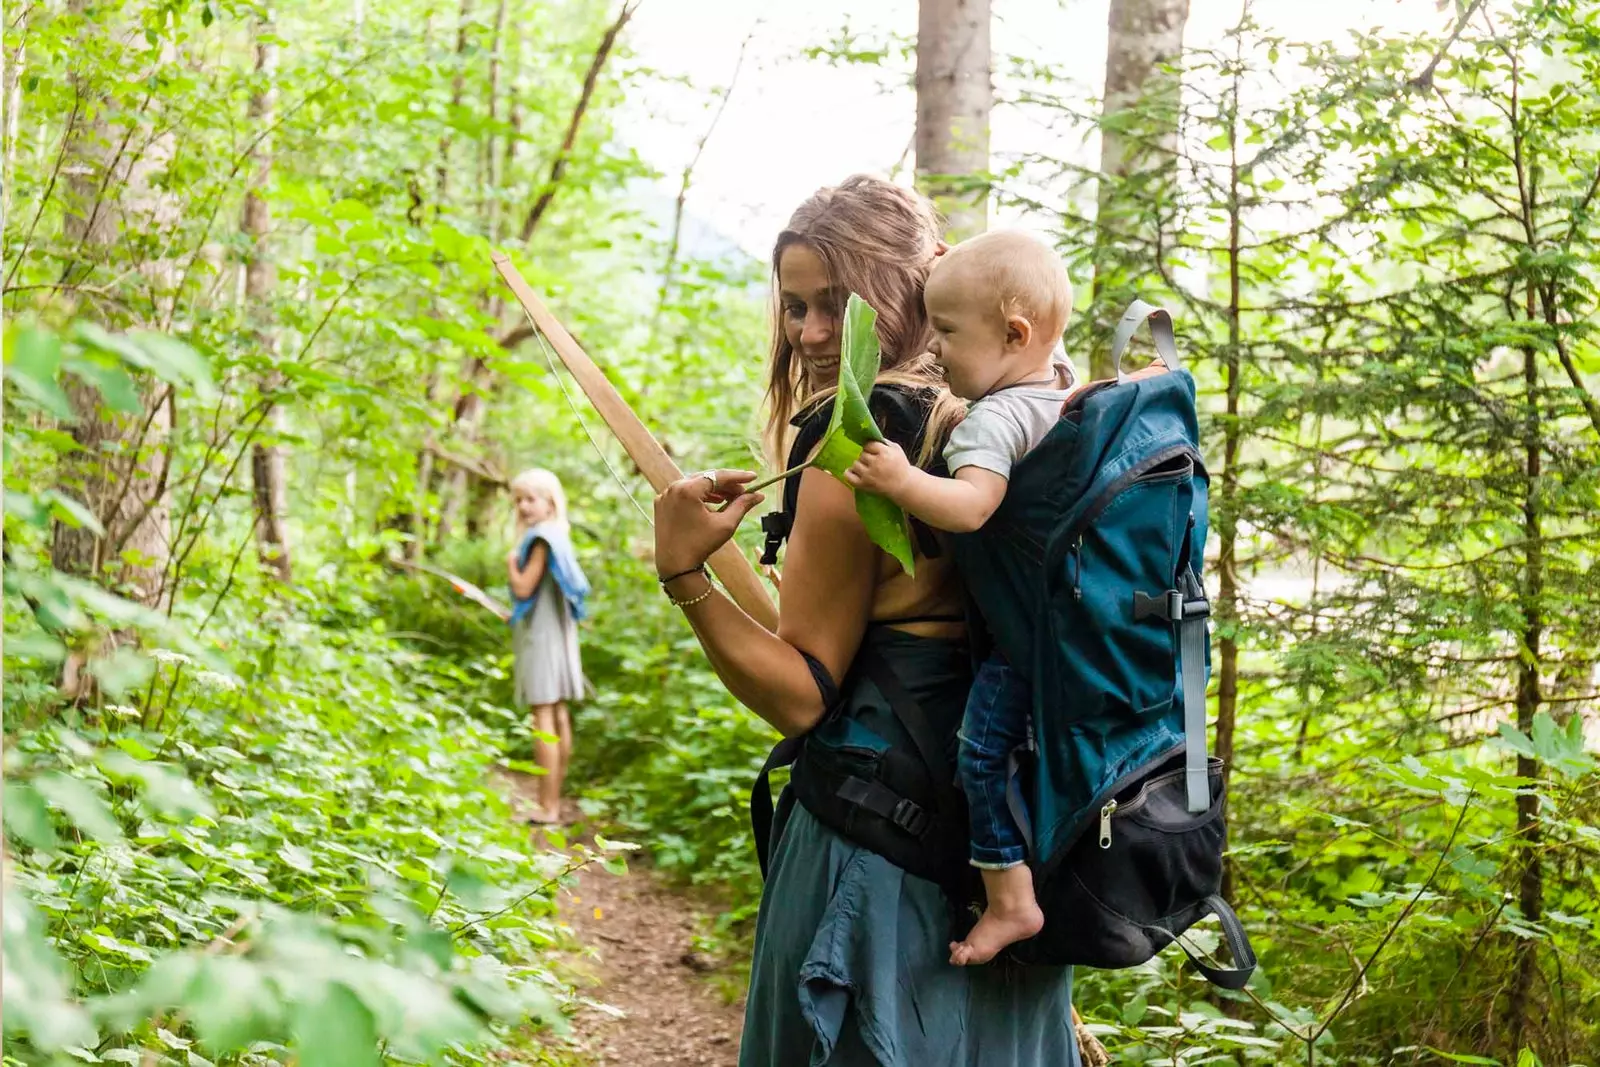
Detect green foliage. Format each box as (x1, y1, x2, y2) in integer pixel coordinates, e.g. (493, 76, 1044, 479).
(3, 325, 594, 1064)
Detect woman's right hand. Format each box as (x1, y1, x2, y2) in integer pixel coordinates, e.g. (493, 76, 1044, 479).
(653, 469, 764, 577)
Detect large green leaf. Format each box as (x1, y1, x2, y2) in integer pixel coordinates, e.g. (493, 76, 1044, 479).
(4, 782, 61, 852)
(807, 294, 917, 575)
(33, 774, 123, 843)
(293, 982, 379, 1067)
(4, 325, 75, 419)
(2, 885, 98, 1050)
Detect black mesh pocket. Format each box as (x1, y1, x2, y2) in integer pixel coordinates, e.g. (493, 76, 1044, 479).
(1012, 755, 1226, 968)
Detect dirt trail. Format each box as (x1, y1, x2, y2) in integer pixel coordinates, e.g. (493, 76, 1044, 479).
(502, 775, 745, 1066)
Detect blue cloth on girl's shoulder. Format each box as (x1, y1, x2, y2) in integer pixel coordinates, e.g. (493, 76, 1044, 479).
(509, 522, 590, 625)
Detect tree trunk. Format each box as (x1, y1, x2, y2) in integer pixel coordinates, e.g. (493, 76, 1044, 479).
(52, 384, 173, 607)
(465, 467, 500, 541)
(436, 0, 475, 210)
(3, 39, 23, 224)
(51, 0, 171, 609)
(502, 40, 523, 227)
(1215, 31, 1242, 906)
(435, 365, 487, 544)
(515, 1, 637, 245)
(1505, 304, 1545, 1052)
(482, 0, 508, 233)
(408, 446, 434, 562)
(432, 0, 484, 545)
(915, 0, 991, 241)
(244, 16, 291, 583)
(1090, 0, 1189, 379)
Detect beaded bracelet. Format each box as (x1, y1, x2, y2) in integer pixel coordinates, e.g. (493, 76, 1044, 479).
(666, 584, 714, 609)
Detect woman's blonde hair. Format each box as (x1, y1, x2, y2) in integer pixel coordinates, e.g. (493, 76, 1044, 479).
(509, 468, 569, 528)
(763, 174, 966, 467)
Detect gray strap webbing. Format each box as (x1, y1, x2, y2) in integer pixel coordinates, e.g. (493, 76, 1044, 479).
(1179, 567, 1210, 813)
(1005, 749, 1035, 854)
(1110, 299, 1181, 380)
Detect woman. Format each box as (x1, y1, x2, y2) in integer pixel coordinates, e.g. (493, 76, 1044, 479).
(506, 467, 589, 825)
(653, 175, 1077, 1066)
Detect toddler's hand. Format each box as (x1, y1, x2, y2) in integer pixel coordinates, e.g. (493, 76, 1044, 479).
(845, 440, 912, 498)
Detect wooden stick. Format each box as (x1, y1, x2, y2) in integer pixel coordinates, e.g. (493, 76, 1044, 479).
(389, 554, 512, 621)
(491, 252, 780, 632)
(1074, 1006, 1109, 1067)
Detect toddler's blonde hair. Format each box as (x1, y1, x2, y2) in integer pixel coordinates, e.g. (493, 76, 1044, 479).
(509, 468, 568, 528)
(931, 230, 1073, 342)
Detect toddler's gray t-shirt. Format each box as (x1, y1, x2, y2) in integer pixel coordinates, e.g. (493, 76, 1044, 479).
(942, 355, 1079, 479)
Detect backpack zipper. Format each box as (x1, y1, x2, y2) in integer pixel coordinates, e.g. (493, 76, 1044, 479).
(1033, 742, 1187, 880)
(1068, 445, 1198, 544)
(1098, 799, 1118, 848)
(1097, 762, 1210, 849)
(1044, 445, 1201, 579)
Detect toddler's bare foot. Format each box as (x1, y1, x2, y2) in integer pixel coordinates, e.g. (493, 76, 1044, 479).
(948, 897, 1044, 965)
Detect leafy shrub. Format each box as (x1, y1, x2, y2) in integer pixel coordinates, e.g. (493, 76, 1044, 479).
(3, 322, 611, 1065)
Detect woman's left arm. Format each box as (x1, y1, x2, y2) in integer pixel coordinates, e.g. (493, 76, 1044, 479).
(508, 540, 549, 599)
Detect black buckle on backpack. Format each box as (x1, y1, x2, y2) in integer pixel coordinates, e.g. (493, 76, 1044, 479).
(1135, 588, 1212, 622)
(892, 798, 930, 836)
(1135, 589, 1182, 622)
(759, 512, 791, 566)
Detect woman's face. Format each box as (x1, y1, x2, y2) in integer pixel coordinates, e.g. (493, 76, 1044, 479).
(778, 243, 841, 390)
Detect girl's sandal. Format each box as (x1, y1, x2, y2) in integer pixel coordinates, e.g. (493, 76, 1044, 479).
(520, 807, 561, 826)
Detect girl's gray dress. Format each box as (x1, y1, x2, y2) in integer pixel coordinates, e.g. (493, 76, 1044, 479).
(511, 568, 585, 706)
(740, 630, 1078, 1067)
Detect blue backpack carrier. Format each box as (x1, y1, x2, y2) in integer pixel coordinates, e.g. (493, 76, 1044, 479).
(951, 301, 1254, 984)
(750, 302, 1255, 988)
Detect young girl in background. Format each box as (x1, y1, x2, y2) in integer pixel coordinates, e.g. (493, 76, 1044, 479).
(506, 468, 589, 825)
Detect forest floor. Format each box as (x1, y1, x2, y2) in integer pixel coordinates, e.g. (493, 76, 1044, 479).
(497, 770, 746, 1066)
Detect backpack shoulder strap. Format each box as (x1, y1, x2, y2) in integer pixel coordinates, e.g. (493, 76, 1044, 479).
(758, 398, 832, 565)
(749, 648, 841, 878)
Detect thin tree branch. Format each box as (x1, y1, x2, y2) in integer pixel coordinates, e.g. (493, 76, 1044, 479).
(1406, 0, 1488, 90)
(3, 94, 79, 291)
(1308, 792, 1475, 1043)
(515, 0, 639, 243)
(655, 22, 754, 326)
(497, 322, 535, 349)
(1542, 294, 1600, 440)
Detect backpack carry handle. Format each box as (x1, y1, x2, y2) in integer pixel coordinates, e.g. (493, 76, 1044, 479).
(1172, 894, 1258, 990)
(1111, 300, 1181, 381)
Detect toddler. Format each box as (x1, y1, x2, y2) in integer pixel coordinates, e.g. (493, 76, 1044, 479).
(846, 230, 1077, 965)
